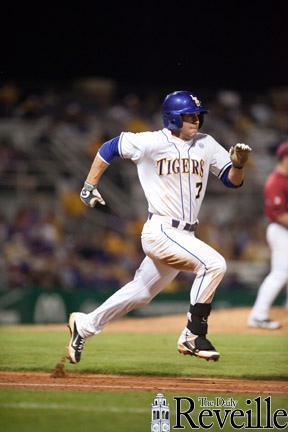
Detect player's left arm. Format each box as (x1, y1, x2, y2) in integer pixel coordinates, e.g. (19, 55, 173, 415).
(210, 138, 252, 188)
(228, 143, 252, 186)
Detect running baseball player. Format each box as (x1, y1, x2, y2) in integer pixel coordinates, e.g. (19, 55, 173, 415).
(67, 91, 252, 364)
(248, 141, 288, 329)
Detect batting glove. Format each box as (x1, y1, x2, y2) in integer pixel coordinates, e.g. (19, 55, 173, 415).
(229, 143, 252, 168)
(80, 182, 106, 207)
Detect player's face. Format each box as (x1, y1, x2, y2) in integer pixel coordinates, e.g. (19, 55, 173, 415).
(179, 113, 200, 140)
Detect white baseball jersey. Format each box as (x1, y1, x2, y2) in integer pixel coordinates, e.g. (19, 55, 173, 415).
(118, 128, 232, 223)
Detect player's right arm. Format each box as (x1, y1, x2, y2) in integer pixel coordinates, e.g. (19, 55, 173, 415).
(80, 132, 147, 207)
(80, 155, 108, 207)
(80, 135, 121, 207)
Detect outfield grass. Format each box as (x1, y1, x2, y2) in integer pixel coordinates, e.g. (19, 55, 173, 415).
(0, 328, 287, 379)
(0, 389, 287, 432)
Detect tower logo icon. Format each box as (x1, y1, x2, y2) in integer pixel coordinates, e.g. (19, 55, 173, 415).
(151, 393, 170, 432)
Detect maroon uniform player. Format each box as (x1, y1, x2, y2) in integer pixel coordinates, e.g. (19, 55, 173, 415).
(248, 142, 288, 329)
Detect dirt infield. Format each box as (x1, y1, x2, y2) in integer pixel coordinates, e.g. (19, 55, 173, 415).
(9, 307, 287, 335)
(105, 307, 288, 335)
(0, 371, 287, 394)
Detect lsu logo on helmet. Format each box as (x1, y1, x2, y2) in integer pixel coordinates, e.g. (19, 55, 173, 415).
(191, 95, 201, 107)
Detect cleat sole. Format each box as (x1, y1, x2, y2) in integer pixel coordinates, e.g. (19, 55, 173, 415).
(66, 316, 78, 364)
(178, 346, 220, 361)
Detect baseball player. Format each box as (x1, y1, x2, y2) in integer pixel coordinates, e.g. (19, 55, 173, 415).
(248, 141, 288, 329)
(67, 91, 252, 364)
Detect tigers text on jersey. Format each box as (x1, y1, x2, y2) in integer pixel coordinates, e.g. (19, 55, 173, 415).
(118, 128, 232, 223)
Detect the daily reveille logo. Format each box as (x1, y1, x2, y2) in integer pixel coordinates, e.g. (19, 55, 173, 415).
(151, 393, 170, 432)
(150, 394, 287, 430)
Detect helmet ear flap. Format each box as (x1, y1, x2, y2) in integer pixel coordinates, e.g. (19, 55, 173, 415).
(163, 113, 183, 130)
(171, 114, 183, 129)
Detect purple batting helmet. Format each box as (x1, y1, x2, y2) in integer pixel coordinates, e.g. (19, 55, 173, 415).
(162, 90, 208, 130)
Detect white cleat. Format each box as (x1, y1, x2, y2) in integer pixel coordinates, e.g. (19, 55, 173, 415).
(247, 318, 281, 330)
(177, 329, 220, 361)
(67, 313, 86, 364)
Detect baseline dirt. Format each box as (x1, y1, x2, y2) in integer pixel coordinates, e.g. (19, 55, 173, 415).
(0, 371, 287, 394)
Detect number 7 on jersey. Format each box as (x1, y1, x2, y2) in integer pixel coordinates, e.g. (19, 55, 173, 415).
(196, 182, 202, 199)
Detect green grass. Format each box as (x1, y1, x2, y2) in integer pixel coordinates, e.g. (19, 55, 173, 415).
(0, 327, 287, 379)
(1, 327, 287, 431)
(0, 389, 287, 432)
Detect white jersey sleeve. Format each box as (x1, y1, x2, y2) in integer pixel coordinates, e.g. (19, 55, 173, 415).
(118, 131, 148, 163)
(209, 137, 232, 178)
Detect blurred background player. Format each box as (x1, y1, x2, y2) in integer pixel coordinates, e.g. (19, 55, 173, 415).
(248, 141, 288, 329)
(67, 90, 252, 364)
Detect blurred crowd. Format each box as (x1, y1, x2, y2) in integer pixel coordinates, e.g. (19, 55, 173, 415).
(0, 79, 287, 291)
(0, 206, 144, 291)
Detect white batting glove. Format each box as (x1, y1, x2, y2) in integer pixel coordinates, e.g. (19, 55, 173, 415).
(229, 143, 252, 168)
(80, 182, 106, 207)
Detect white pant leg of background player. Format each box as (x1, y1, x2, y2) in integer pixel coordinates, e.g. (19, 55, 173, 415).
(76, 256, 178, 338)
(250, 223, 288, 320)
(142, 219, 227, 306)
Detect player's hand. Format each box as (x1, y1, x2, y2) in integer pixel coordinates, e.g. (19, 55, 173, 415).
(229, 143, 252, 168)
(80, 182, 106, 207)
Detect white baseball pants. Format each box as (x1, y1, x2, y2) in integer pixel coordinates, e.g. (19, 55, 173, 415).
(76, 215, 227, 338)
(250, 223, 288, 320)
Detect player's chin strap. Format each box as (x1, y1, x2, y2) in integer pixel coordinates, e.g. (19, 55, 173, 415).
(187, 303, 212, 336)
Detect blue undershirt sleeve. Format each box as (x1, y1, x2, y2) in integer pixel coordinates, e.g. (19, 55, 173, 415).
(98, 136, 120, 164)
(220, 165, 243, 188)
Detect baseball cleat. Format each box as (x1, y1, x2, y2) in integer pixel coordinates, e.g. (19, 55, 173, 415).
(247, 318, 281, 330)
(178, 334, 220, 361)
(67, 313, 86, 364)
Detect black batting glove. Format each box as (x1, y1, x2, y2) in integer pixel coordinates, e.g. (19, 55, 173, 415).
(80, 182, 105, 207)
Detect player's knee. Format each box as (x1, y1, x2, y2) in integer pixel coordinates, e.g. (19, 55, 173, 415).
(214, 256, 227, 276)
